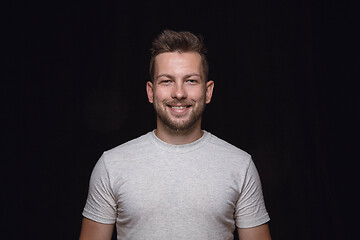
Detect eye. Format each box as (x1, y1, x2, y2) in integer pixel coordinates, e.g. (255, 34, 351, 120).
(186, 79, 198, 84)
(159, 79, 171, 84)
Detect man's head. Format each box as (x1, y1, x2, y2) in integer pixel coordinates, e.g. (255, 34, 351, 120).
(146, 30, 214, 135)
(149, 30, 209, 82)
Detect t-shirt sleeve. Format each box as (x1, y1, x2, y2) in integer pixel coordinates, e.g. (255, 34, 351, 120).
(82, 154, 117, 224)
(235, 158, 270, 228)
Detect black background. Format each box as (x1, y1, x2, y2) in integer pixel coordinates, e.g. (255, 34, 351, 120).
(4, 0, 359, 239)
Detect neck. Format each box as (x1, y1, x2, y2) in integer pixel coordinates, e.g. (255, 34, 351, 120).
(155, 120, 203, 145)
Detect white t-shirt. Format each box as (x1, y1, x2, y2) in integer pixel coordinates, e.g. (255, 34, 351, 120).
(83, 131, 270, 240)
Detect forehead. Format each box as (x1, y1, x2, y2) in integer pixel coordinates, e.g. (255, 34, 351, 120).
(154, 52, 203, 76)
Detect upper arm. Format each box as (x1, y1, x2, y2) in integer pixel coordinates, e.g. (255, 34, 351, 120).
(235, 159, 270, 228)
(83, 155, 117, 223)
(79, 217, 114, 240)
(237, 224, 271, 240)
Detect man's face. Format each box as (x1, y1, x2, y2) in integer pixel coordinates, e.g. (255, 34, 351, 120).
(146, 51, 214, 133)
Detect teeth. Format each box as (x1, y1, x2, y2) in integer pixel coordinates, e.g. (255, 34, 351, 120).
(171, 106, 187, 109)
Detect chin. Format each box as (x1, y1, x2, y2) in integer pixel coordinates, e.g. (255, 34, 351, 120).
(161, 116, 201, 132)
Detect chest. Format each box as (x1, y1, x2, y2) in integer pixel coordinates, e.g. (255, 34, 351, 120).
(112, 158, 241, 221)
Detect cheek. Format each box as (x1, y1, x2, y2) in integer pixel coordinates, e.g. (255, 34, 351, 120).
(153, 88, 169, 102)
(188, 87, 207, 101)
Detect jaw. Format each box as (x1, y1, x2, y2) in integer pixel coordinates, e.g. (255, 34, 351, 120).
(156, 114, 202, 136)
(157, 103, 204, 132)
(153, 96, 207, 134)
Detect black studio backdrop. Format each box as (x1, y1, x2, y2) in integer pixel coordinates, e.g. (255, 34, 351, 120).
(4, 0, 359, 239)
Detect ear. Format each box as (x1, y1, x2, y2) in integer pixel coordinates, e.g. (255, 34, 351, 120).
(146, 81, 154, 103)
(205, 80, 214, 104)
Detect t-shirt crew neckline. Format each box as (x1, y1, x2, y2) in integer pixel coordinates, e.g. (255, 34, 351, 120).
(148, 130, 211, 153)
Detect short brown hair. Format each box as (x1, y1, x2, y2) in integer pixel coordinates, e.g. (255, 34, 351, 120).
(149, 30, 209, 82)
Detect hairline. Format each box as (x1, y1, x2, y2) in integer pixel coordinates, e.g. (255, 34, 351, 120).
(150, 50, 208, 83)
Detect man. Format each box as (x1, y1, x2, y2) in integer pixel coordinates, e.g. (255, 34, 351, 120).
(79, 30, 271, 240)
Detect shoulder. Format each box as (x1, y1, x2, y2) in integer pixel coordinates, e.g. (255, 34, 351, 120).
(205, 132, 252, 166)
(207, 133, 251, 158)
(101, 132, 153, 164)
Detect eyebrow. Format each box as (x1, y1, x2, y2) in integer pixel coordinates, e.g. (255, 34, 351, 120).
(156, 74, 174, 80)
(156, 73, 202, 80)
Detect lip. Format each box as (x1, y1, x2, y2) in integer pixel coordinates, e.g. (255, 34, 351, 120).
(167, 105, 191, 115)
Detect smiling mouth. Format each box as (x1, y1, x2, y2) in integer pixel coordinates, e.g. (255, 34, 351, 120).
(170, 106, 189, 109)
(166, 104, 192, 114)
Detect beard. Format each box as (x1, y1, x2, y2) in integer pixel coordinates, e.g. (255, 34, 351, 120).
(153, 98, 206, 133)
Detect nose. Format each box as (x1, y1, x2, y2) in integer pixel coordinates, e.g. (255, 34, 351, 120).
(171, 82, 187, 100)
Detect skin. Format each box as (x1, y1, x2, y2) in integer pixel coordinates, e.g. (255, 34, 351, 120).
(79, 51, 271, 240)
(79, 218, 113, 240)
(146, 51, 214, 145)
(238, 224, 271, 240)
